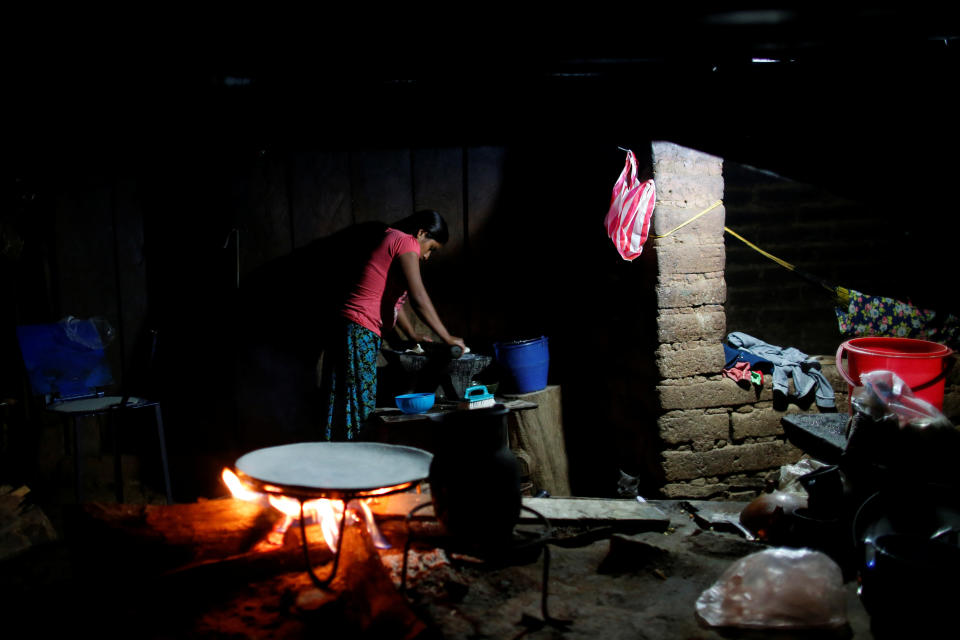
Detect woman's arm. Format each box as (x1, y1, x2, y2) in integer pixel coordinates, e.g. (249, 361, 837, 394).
(395, 302, 428, 343)
(397, 252, 465, 349)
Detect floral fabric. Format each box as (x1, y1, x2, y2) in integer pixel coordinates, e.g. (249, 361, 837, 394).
(835, 290, 960, 349)
(321, 320, 381, 441)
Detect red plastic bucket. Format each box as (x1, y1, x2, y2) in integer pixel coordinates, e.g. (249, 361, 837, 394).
(835, 337, 954, 410)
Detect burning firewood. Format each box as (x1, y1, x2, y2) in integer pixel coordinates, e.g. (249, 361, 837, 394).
(69, 497, 337, 577)
(293, 518, 428, 639)
(67, 496, 431, 638)
(0, 485, 58, 562)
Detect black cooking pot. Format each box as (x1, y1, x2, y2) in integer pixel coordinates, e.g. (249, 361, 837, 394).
(427, 404, 521, 552)
(852, 487, 960, 627)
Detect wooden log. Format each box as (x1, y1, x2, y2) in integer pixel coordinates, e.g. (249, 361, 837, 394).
(294, 517, 428, 639)
(154, 517, 428, 638)
(0, 485, 58, 562)
(67, 497, 428, 638)
(69, 497, 339, 578)
(505, 385, 572, 496)
(80, 499, 278, 553)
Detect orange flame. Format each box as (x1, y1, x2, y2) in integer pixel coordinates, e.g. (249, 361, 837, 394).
(220, 467, 380, 553)
(221, 467, 264, 502)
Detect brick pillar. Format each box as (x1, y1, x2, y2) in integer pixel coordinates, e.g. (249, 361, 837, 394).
(652, 141, 727, 385)
(649, 141, 802, 499)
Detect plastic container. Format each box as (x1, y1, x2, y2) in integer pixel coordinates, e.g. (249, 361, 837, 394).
(394, 392, 435, 414)
(835, 337, 954, 410)
(493, 336, 549, 394)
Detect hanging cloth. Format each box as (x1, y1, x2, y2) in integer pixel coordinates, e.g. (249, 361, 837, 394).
(835, 289, 960, 349)
(604, 149, 656, 261)
(727, 332, 835, 409)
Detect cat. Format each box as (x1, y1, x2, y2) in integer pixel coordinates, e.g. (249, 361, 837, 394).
(616, 469, 640, 498)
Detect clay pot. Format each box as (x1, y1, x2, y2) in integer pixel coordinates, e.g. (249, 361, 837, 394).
(739, 491, 807, 543)
(427, 404, 521, 552)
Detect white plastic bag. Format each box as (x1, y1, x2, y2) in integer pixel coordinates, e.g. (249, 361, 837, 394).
(604, 149, 655, 261)
(778, 457, 827, 496)
(695, 548, 847, 630)
(852, 370, 951, 429)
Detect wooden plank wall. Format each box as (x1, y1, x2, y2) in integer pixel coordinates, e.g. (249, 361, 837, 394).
(19, 141, 659, 499)
(219, 147, 492, 342)
(39, 146, 503, 436)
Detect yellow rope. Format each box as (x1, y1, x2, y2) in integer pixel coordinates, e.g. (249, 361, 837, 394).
(723, 225, 850, 306)
(648, 197, 849, 306)
(722, 225, 797, 271)
(650, 200, 723, 238)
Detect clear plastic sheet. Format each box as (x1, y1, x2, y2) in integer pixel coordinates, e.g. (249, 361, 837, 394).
(844, 370, 960, 487)
(778, 456, 827, 496)
(59, 315, 115, 350)
(695, 547, 847, 630)
(850, 370, 952, 430)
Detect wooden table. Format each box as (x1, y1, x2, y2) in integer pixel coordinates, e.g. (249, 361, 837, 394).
(374, 398, 538, 425)
(369, 398, 538, 454)
(372, 385, 572, 497)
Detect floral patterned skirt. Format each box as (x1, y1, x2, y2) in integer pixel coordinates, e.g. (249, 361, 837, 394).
(320, 320, 381, 441)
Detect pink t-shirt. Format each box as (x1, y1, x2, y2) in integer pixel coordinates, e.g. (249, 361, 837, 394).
(341, 228, 420, 336)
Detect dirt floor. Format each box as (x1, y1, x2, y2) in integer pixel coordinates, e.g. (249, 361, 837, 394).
(388, 503, 876, 640)
(2, 496, 884, 639)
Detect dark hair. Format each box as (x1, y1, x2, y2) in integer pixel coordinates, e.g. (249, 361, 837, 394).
(392, 210, 449, 245)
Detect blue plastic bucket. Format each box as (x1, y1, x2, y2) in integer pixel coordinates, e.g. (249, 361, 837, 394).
(493, 336, 549, 394)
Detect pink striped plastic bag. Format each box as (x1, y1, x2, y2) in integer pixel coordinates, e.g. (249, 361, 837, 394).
(604, 150, 656, 261)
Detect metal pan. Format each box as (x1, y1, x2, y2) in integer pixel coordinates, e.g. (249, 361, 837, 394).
(234, 442, 433, 500)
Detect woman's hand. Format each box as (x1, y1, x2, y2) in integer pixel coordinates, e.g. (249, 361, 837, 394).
(446, 335, 467, 350)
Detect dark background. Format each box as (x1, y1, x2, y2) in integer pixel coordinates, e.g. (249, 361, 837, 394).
(4, 8, 959, 499)
(9, 8, 959, 203)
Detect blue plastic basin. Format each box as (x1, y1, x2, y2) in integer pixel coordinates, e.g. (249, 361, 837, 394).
(395, 392, 436, 414)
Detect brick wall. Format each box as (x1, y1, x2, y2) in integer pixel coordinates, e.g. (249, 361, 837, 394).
(648, 141, 960, 500)
(723, 162, 900, 355)
(650, 141, 823, 499)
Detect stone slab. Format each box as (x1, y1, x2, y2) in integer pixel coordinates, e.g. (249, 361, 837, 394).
(661, 440, 803, 482)
(730, 404, 805, 440)
(658, 377, 773, 410)
(656, 342, 726, 379)
(655, 240, 726, 274)
(658, 409, 730, 448)
(520, 497, 669, 530)
(656, 274, 727, 309)
(656, 307, 726, 343)
(651, 140, 723, 172)
(652, 174, 724, 206)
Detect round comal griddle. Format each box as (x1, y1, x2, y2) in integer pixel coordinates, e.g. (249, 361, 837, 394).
(234, 442, 433, 501)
